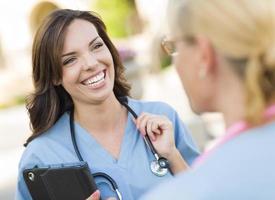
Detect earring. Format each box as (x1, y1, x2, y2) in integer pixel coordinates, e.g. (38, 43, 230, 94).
(198, 68, 207, 79)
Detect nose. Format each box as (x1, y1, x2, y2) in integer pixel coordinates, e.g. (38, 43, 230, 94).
(81, 52, 98, 70)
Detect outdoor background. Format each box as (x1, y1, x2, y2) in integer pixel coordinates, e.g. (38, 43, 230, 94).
(0, 0, 224, 199)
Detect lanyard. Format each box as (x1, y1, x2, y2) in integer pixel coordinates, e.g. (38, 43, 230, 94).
(192, 104, 275, 167)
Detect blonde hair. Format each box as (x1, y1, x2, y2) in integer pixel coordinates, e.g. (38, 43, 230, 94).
(170, 0, 275, 124)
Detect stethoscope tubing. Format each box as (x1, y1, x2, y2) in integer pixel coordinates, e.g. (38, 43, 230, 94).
(118, 98, 160, 158)
(69, 97, 171, 199)
(119, 97, 172, 173)
(70, 108, 122, 200)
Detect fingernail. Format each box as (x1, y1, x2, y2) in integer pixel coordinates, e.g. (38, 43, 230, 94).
(93, 190, 100, 197)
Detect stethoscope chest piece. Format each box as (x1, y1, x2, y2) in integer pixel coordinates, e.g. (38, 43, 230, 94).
(150, 160, 168, 177)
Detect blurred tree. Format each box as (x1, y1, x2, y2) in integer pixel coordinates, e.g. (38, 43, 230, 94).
(91, 0, 143, 38)
(161, 54, 172, 70)
(30, 2, 59, 34)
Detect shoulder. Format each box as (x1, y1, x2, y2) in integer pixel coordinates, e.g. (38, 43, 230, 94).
(212, 122, 275, 159)
(170, 122, 275, 199)
(142, 122, 275, 200)
(240, 122, 275, 142)
(203, 121, 275, 172)
(142, 123, 275, 200)
(195, 123, 275, 174)
(19, 113, 70, 168)
(25, 112, 70, 151)
(127, 98, 177, 116)
(141, 170, 202, 199)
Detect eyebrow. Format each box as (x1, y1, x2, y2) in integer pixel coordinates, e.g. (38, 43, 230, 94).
(61, 36, 100, 57)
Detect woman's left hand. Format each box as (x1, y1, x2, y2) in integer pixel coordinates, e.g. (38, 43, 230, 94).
(135, 112, 177, 160)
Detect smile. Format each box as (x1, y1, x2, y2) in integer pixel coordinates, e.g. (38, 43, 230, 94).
(82, 70, 106, 88)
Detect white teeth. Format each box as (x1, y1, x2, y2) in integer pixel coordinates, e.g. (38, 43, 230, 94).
(83, 71, 105, 86)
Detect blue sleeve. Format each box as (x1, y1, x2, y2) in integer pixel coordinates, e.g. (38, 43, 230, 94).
(170, 108, 200, 165)
(140, 171, 197, 200)
(16, 170, 31, 200)
(15, 151, 43, 200)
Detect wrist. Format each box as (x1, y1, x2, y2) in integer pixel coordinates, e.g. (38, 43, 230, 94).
(165, 148, 190, 174)
(165, 147, 180, 162)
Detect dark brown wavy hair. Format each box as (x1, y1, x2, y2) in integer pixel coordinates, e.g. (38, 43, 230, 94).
(25, 9, 131, 146)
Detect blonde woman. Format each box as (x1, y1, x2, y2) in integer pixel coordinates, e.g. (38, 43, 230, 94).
(142, 0, 275, 199)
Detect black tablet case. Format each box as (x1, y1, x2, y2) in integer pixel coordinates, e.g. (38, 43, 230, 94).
(23, 162, 97, 200)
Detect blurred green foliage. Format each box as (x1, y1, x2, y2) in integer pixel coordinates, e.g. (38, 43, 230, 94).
(92, 0, 135, 38)
(0, 95, 25, 109)
(161, 54, 172, 70)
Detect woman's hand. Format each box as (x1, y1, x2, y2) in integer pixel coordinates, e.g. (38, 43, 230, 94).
(86, 190, 100, 200)
(135, 112, 177, 159)
(86, 190, 117, 200)
(135, 112, 190, 174)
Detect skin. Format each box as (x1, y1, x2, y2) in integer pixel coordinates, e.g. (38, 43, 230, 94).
(172, 35, 246, 127)
(61, 19, 127, 160)
(173, 37, 218, 114)
(62, 19, 188, 199)
(135, 112, 190, 173)
(61, 19, 115, 106)
(86, 190, 116, 200)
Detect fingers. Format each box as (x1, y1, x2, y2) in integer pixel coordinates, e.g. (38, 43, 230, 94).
(86, 190, 100, 200)
(136, 113, 155, 141)
(136, 112, 169, 141)
(86, 190, 117, 200)
(146, 119, 162, 141)
(147, 120, 161, 133)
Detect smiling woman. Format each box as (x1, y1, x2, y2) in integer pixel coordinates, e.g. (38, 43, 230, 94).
(16, 9, 200, 200)
(60, 19, 115, 105)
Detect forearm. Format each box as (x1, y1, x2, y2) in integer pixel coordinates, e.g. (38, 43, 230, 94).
(166, 148, 190, 174)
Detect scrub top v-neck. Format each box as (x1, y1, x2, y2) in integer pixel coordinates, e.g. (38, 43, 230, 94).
(74, 109, 132, 165)
(16, 98, 200, 200)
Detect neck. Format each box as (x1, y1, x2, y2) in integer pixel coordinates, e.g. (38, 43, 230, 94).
(216, 91, 246, 128)
(73, 94, 126, 133)
(222, 102, 245, 128)
(215, 65, 246, 128)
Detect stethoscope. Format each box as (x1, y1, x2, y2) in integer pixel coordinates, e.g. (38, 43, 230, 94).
(69, 97, 171, 200)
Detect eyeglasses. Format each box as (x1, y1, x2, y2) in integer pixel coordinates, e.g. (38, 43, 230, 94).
(161, 36, 191, 56)
(161, 37, 177, 56)
(161, 36, 183, 56)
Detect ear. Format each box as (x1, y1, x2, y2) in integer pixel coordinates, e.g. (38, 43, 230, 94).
(195, 36, 217, 77)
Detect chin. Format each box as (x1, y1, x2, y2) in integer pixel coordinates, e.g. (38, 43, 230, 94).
(190, 101, 205, 115)
(97, 89, 116, 101)
(191, 102, 216, 115)
(190, 106, 201, 115)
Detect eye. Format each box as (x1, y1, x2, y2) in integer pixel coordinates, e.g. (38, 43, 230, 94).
(62, 57, 76, 66)
(93, 42, 104, 50)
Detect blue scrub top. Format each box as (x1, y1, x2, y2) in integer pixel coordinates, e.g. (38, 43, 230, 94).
(16, 98, 200, 200)
(141, 122, 275, 200)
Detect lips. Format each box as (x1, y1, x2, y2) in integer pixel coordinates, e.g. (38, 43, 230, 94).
(81, 70, 105, 85)
(81, 70, 106, 89)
